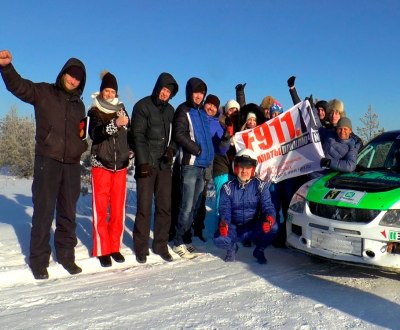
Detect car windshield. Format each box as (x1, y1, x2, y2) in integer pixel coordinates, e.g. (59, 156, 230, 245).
(357, 132, 400, 172)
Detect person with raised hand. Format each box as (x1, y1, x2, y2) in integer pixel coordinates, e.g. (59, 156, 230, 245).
(0, 49, 87, 279)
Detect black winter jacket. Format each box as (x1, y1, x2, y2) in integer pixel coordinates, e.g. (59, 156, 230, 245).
(130, 72, 178, 169)
(1, 59, 88, 163)
(88, 105, 130, 171)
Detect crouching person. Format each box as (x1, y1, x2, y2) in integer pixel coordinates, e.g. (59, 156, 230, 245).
(213, 149, 277, 264)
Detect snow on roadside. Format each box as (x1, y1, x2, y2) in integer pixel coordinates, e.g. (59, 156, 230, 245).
(1, 174, 400, 329)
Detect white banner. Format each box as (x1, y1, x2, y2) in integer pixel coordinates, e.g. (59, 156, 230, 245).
(234, 101, 324, 183)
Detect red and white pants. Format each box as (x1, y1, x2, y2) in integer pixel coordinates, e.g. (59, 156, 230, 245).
(91, 167, 127, 257)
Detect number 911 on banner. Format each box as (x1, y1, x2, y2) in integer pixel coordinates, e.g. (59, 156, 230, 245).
(234, 101, 324, 182)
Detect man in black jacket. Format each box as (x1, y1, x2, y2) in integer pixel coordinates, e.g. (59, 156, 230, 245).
(0, 50, 88, 279)
(130, 72, 179, 264)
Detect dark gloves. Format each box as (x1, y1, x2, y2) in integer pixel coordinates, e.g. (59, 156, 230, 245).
(162, 147, 174, 164)
(287, 76, 296, 88)
(320, 158, 331, 169)
(219, 220, 229, 237)
(235, 83, 246, 91)
(263, 216, 275, 233)
(138, 163, 152, 178)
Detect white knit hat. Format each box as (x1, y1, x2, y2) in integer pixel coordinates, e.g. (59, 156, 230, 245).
(224, 99, 240, 113)
(246, 112, 257, 121)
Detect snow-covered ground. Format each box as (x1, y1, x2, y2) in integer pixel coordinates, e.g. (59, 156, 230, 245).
(0, 173, 399, 330)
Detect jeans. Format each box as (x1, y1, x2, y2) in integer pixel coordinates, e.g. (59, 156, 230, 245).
(174, 165, 205, 246)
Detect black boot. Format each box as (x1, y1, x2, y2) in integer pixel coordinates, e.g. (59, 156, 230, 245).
(111, 252, 125, 263)
(31, 267, 49, 280)
(98, 255, 112, 267)
(61, 262, 82, 275)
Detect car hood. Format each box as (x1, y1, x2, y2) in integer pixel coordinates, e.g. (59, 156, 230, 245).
(307, 171, 400, 210)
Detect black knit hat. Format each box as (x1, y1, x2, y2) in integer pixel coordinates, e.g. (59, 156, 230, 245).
(100, 71, 118, 93)
(204, 94, 220, 109)
(65, 66, 84, 81)
(315, 100, 328, 112)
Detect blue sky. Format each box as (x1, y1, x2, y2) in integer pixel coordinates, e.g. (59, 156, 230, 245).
(1, 0, 399, 131)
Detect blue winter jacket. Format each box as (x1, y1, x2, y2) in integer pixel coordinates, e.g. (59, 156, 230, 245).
(173, 78, 214, 167)
(322, 136, 360, 172)
(208, 108, 230, 156)
(219, 177, 276, 227)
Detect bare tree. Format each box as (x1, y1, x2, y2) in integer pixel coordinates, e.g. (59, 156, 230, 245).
(355, 105, 384, 144)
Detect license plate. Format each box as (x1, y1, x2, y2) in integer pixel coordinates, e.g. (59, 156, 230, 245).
(311, 230, 362, 256)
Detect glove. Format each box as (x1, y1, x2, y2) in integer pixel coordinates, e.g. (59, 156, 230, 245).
(320, 158, 331, 169)
(162, 147, 174, 164)
(235, 83, 246, 91)
(287, 76, 296, 88)
(219, 220, 229, 237)
(138, 163, 152, 178)
(263, 216, 275, 233)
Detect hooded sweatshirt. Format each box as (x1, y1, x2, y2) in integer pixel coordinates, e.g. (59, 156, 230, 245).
(130, 72, 179, 169)
(1, 58, 88, 163)
(173, 77, 214, 167)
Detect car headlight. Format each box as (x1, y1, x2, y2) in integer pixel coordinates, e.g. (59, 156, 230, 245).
(379, 210, 400, 228)
(288, 179, 314, 214)
(289, 193, 306, 213)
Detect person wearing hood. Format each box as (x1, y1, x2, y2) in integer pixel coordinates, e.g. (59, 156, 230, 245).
(0, 50, 88, 279)
(88, 71, 130, 268)
(172, 77, 214, 259)
(130, 72, 179, 264)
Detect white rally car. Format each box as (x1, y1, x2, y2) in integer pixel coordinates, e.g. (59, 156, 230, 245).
(286, 130, 400, 271)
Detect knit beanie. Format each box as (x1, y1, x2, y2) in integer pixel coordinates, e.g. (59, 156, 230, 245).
(165, 83, 175, 93)
(204, 94, 220, 109)
(337, 117, 352, 129)
(315, 100, 328, 112)
(65, 66, 84, 81)
(246, 112, 257, 121)
(270, 101, 284, 117)
(100, 71, 118, 93)
(224, 99, 240, 113)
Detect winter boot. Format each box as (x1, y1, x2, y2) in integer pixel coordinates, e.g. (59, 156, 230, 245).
(224, 244, 239, 262)
(98, 255, 112, 267)
(31, 267, 49, 280)
(253, 248, 267, 264)
(111, 252, 125, 263)
(61, 262, 82, 275)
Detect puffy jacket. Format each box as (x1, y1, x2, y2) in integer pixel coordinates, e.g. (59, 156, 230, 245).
(88, 105, 130, 171)
(1, 59, 88, 163)
(130, 72, 178, 169)
(322, 136, 360, 172)
(208, 107, 230, 156)
(173, 78, 214, 167)
(219, 177, 276, 227)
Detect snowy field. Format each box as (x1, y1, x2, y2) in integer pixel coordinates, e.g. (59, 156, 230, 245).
(0, 173, 399, 330)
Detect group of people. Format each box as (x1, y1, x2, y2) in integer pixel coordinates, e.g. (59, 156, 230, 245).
(0, 50, 362, 280)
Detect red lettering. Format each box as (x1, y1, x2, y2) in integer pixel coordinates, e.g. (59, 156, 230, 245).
(280, 111, 296, 139)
